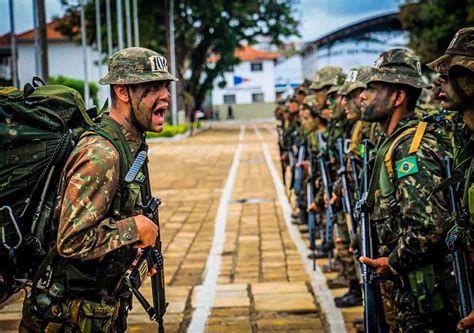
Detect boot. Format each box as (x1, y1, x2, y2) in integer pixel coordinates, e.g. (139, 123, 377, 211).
(334, 280, 362, 307)
(326, 274, 349, 289)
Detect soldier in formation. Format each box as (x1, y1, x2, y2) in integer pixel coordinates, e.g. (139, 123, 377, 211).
(275, 27, 473, 332)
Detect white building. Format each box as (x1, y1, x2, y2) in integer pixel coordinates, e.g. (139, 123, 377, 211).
(211, 45, 280, 106)
(0, 20, 108, 106)
(274, 54, 303, 99)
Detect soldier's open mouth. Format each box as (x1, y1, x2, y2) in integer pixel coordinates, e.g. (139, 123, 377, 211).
(153, 109, 165, 123)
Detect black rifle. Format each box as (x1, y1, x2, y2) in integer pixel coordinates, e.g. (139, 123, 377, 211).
(306, 144, 317, 270)
(337, 138, 363, 277)
(277, 125, 287, 187)
(356, 139, 387, 333)
(294, 142, 306, 209)
(444, 157, 473, 326)
(317, 132, 335, 270)
(125, 150, 167, 333)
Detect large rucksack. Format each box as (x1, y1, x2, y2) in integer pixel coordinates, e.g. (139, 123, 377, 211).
(0, 78, 98, 303)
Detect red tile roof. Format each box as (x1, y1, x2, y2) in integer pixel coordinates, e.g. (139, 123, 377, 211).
(209, 45, 281, 62)
(0, 20, 68, 46)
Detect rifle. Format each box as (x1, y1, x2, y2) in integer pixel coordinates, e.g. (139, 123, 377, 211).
(306, 143, 317, 270)
(125, 150, 167, 333)
(356, 139, 387, 333)
(444, 157, 473, 325)
(294, 141, 306, 209)
(277, 125, 287, 187)
(337, 138, 363, 277)
(317, 131, 335, 270)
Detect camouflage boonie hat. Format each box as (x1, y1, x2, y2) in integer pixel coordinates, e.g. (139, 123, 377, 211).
(327, 73, 347, 95)
(427, 27, 474, 75)
(310, 66, 344, 90)
(338, 66, 371, 95)
(99, 47, 178, 85)
(366, 48, 429, 89)
(300, 95, 316, 110)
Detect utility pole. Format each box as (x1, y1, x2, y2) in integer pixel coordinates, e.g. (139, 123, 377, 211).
(8, 0, 18, 87)
(132, 0, 139, 46)
(95, 0, 103, 105)
(169, 0, 178, 125)
(124, 0, 132, 47)
(32, 0, 40, 77)
(36, 0, 49, 83)
(106, 0, 113, 57)
(81, 0, 90, 107)
(116, 0, 124, 50)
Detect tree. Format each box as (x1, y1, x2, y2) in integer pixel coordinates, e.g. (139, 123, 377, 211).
(399, 0, 474, 64)
(56, 0, 299, 109)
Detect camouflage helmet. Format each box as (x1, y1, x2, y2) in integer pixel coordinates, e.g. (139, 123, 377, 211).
(338, 66, 371, 95)
(327, 73, 347, 95)
(300, 95, 316, 110)
(427, 27, 474, 75)
(310, 66, 344, 90)
(99, 47, 178, 85)
(366, 48, 429, 89)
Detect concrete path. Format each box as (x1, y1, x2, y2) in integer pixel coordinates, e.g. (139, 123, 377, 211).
(0, 123, 362, 333)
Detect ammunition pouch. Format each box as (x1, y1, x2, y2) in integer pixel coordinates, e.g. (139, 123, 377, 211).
(407, 264, 444, 314)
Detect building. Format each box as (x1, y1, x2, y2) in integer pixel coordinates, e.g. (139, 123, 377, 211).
(211, 45, 280, 106)
(301, 11, 408, 79)
(0, 20, 107, 106)
(274, 54, 303, 100)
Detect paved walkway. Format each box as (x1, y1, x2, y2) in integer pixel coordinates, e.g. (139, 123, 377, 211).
(0, 122, 362, 333)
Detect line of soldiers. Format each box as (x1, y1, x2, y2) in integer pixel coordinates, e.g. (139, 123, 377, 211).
(275, 27, 474, 332)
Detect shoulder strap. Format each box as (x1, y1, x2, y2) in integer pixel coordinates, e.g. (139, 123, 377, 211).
(87, 116, 136, 217)
(384, 121, 428, 181)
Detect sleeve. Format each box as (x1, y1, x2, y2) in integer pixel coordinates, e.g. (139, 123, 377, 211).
(387, 135, 451, 274)
(57, 135, 140, 261)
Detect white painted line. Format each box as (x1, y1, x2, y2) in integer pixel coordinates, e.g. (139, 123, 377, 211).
(239, 124, 246, 142)
(255, 127, 347, 333)
(264, 124, 278, 138)
(187, 142, 243, 333)
(252, 123, 263, 141)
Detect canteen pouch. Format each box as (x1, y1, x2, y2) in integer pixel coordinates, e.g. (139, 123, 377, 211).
(407, 264, 444, 314)
(78, 300, 119, 333)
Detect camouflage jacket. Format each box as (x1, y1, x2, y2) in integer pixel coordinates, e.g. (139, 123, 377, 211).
(369, 117, 452, 275)
(54, 117, 142, 261)
(453, 131, 474, 228)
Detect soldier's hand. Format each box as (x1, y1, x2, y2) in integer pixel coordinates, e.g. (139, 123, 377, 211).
(359, 256, 393, 279)
(134, 215, 158, 248)
(458, 310, 474, 330)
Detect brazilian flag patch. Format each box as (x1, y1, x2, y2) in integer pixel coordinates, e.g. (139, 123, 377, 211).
(359, 144, 365, 158)
(395, 156, 419, 179)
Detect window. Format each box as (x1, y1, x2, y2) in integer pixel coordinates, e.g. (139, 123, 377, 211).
(251, 62, 263, 72)
(252, 93, 264, 103)
(223, 94, 236, 104)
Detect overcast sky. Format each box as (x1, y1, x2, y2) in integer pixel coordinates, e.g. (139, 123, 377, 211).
(1, 0, 401, 42)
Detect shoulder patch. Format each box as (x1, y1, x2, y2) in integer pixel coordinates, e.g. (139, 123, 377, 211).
(395, 155, 419, 179)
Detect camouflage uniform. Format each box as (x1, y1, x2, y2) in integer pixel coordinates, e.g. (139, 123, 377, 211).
(366, 49, 458, 332)
(427, 27, 474, 328)
(20, 47, 177, 332)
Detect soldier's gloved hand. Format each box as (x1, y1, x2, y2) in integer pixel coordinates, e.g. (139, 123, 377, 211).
(134, 214, 158, 248)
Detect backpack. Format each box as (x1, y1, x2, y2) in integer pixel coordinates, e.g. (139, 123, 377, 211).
(0, 78, 98, 303)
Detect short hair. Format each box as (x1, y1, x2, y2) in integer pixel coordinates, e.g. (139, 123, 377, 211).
(385, 83, 421, 113)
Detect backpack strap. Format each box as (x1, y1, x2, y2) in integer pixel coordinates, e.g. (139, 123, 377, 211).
(384, 121, 428, 181)
(83, 116, 136, 218)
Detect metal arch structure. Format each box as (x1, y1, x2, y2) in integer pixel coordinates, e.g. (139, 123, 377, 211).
(301, 11, 402, 57)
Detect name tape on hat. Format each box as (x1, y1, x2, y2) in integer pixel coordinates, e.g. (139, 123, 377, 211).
(448, 32, 459, 49)
(373, 56, 383, 69)
(149, 55, 168, 72)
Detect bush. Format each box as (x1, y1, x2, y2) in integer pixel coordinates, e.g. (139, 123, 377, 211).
(146, 124, 189, 138)
(49, 75, 99, 106)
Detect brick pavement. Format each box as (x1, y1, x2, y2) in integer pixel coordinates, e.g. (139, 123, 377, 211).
(0, 123, 359, 333)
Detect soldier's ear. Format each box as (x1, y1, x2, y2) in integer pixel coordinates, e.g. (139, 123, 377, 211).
(114, 85, 130, 103)
(393, 90, 406, 108)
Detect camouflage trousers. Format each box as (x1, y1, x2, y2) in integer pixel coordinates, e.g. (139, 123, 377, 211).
(390, 269, 459, 333)
(335, 213, 357, 280)
(19, 293, 128, 333)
